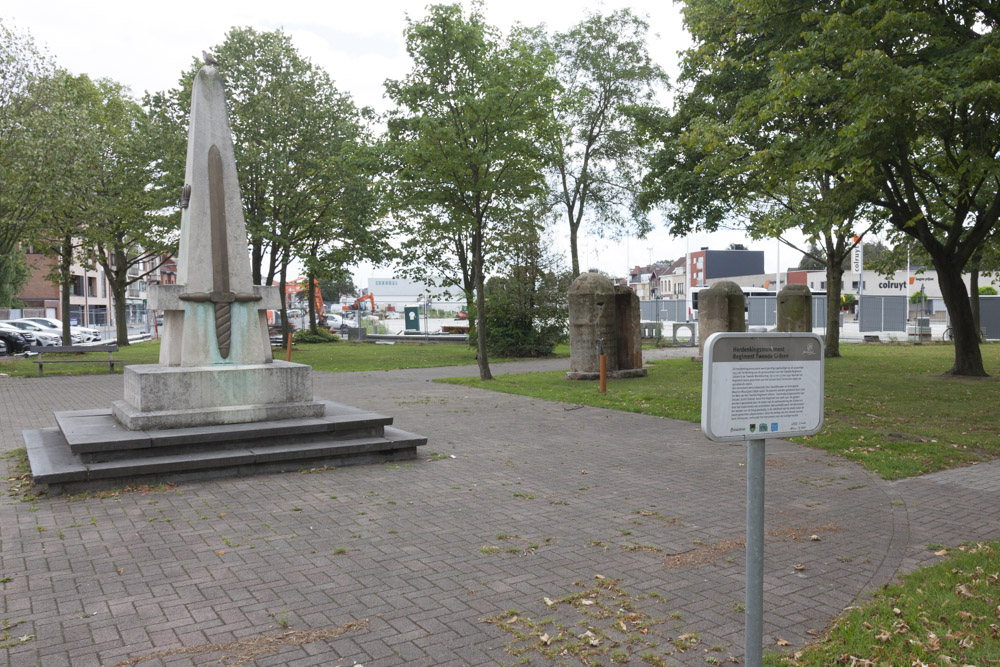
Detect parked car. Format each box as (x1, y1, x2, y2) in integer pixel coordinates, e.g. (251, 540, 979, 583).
(5, 320, 83, 345)
(0, 325, 30, 354)
(17, 317, 95, 342)
(326, 313, 348, 332)
(3, 320, 63, 346)
(0, 338, 8, 356)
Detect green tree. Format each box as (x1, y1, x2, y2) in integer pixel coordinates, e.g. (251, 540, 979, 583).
(548, 9, 666, 277)
(647, 0, 1000, 375)
(148, 28, 388, 345)
(797, 245, 825, 271)
(631, 0, 880, 359)
(316, 276, 356, 302)
(0, 21, 74, 308)
(980, 286, 998, 296)
(383, 3, 559, 380)
(484, 209, 569, 358)
(82, 79, 174, 346)
(29, 71, 106, 345)
(0, 248, 27, 306)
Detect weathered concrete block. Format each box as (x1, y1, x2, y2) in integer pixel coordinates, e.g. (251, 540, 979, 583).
(777, 284, 813, 332)
(568, 273, 617, 374)
(614, 285, 643, 371)
(697, 281, 746, 360)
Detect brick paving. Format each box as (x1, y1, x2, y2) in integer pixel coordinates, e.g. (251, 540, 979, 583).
(0, 350, 997, 665)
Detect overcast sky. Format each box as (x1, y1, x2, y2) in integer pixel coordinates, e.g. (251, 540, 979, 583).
(6, 0, 805, 285)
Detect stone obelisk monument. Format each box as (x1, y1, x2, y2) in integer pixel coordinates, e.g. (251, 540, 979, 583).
(23, 62, 425, 495)
(111, 65, 325, 430)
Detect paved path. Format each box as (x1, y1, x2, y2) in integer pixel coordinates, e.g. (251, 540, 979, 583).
(0, 351, 997, 666)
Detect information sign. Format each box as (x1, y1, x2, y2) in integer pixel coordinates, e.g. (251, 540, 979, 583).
(702, 333, 824, 442)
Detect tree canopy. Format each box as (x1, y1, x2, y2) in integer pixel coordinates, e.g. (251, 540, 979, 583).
(383, 3, 559, 380)
(638, 0, 1000, 374)
(547, 9, 666, 277)
(0, 21, 72, 307)
(147, 27, 388, 342)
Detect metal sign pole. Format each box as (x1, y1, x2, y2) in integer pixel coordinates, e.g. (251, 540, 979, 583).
(745, 438, 765, 667)
(701, 332, 825, 667)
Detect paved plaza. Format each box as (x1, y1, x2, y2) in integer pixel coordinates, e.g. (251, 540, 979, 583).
(1, 351, 998, 665)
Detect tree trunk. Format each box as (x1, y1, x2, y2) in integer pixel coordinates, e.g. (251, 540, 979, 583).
(278, 263, 290, 347)
(59, 235, 73, 346)
(824, 260, 845, 358)
(251, 239, 263, 285)
(569, 220, 580, 278)
(934, 257, 987, 376)
(111, 273, 129, 347)
(472, 224, 492, 381)
(307, 271, 318, 334)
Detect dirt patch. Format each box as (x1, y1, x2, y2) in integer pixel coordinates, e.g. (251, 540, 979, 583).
(664, 538, 745, 569)
(767, 521, 843, 542)
(112, 618, 371, 666)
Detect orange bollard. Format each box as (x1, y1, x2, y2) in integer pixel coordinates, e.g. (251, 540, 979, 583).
(285, 330, 293, 361)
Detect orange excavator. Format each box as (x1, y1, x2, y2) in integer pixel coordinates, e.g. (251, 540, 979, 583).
(351, 293, 375, 313)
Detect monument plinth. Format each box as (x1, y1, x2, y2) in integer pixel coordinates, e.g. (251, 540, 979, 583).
(24, 65, 426, 494)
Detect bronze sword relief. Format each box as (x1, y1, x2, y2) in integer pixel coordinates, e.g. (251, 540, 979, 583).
(179, 144, 261, 359)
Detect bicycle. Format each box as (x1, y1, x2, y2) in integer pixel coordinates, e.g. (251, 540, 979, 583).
(942, 325, 985, 342)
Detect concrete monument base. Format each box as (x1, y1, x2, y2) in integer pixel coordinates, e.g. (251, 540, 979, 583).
(24, 400, 426, 496)
(112, 360, 325, 430)
(23, 64, 429, 493)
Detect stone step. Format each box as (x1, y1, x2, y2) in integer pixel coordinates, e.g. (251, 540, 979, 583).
(25, 424, 426, 495)
(55, 400, 391, 458)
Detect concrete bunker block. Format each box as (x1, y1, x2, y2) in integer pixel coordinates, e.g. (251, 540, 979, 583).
(697, 281, 746, 360)
(777, 284, 813, 332)
(568, 273, 618, 374)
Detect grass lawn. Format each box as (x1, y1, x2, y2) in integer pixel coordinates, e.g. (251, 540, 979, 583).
(0, 339, 568, 377)
(764, 541, 1000, 665)
(440, 343, 1000, 479)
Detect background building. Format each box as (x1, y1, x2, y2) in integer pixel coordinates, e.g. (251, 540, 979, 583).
(687, 246, 764, 288)
(366, 277, 465, 313)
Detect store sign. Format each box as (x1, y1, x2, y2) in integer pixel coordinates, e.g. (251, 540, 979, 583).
(702, 333, 824, 442)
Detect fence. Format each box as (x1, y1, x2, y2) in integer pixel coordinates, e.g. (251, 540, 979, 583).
(980, 296, 1000, 341)
(747, 296, 776, 327)
(859, 295, 908, 332)
(639, 299, 687, 323)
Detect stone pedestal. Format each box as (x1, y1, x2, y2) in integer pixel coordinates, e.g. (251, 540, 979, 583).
(777, 284, 813, 332)
(697, 281, 746, 361)
(112, 361, 326, 430)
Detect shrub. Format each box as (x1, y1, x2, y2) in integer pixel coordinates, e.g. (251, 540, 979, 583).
(292, 328, 339, 344)
(483, 270, 568, 358)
